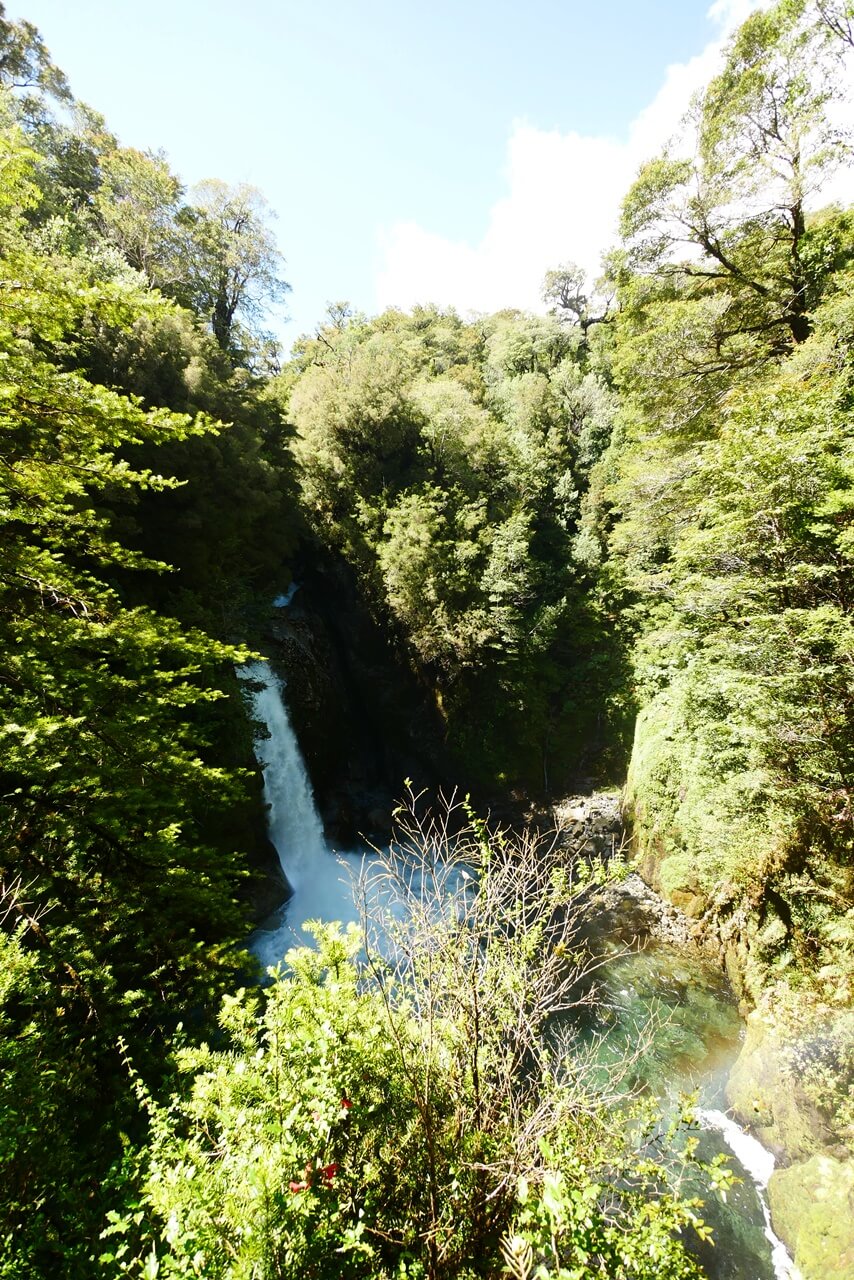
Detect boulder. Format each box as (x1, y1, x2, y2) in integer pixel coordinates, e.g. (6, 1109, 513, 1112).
(767, 1155, 854, 1280)
(667, 885, 709, 919)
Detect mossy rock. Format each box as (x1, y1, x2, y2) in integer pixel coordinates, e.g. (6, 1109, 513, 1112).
(666, 881, 709, 919)
(634, 844, 709, 917)
(726, 1013, 836, 1161)
(768, 1155, 854, 1280)
(723, 938, 750, 1000)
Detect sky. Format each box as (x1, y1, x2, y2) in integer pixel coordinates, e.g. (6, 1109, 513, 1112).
(11, 0, 842, 347)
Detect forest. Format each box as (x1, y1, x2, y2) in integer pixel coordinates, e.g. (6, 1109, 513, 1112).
(0, 2, 852, 1277)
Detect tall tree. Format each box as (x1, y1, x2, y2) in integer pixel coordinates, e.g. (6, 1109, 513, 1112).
(541, 261, 612, 352)
(0, 1, 69, 105)
(96, 146, 183, 288)
(177, 179, 289, 356)
(285, 305, 621, 791)
(597, 0, 854, 1028)
(0, 105, 254, 1275)
(619, 0, 850, 378)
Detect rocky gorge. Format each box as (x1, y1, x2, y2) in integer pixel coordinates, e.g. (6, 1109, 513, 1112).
(243, 583, 851, 1280)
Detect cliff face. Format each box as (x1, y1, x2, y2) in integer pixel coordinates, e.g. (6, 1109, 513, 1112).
(263, 557, 455, 847)
(622, 708, 854, 1280)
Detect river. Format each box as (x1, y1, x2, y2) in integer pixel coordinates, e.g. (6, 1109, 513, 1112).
(240, 659, 799, 1280)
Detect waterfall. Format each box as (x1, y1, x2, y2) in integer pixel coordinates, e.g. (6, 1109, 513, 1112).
(241, 659, 326, 891)
(698, 1109, 801, 1280)
(240, 659, 366, 966)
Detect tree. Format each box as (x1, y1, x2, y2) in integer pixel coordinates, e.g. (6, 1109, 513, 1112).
(96, 147, 183, 288)
(290, 322, 424, 546)
(817, 0, 854, 44)
(0, 111, 254, 1276)
(378, 485, 494, 670)
(177, 179, 289, 355)
(619, 0, 851, 371)
(601, 0, 854, 1002)
(484, 313, 574, 379)
(0, 2, 69, 105)
(624, 288, 854, 946)
(284, 303, 622, 791)
(541, 262, 612, 349)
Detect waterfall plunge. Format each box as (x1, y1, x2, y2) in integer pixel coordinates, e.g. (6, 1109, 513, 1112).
(239, 661, 800, 1280)
(240, 660, 367, 967)
(241, 659, 326, 890)
(698, 1109, 801, 1280)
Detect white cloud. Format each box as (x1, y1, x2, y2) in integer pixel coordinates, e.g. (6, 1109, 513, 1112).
(373, 0, 776, 317)
(376, 128, 629, 318)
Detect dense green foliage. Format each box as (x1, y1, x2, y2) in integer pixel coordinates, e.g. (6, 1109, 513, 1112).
(272, 0, 854, 1010)
(280, 304, 625, 790)
(594, 0, 854, 1009)
(102, 808, 728, 1280)
(0, 11, 299, 1272)
(2, 1, 853, 1276)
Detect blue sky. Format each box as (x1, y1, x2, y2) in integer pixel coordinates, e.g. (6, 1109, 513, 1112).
(16, 0, 762, 345)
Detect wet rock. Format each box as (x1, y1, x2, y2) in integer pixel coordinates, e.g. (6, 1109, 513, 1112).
(585, 871, 698, 949)
(263, 556, 453, 844)
(238, 762, 292, 924)
(668, 886, 709, 919)
(553, 791, 623, 856)
(245, 847, 291, 923)
(552, 791, 701, 950)
(723, 938, 751, 1001)
(366, 806, 393, 837)
(767, 1155, 854, 1280)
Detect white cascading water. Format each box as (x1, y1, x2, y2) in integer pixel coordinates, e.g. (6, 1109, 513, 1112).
(239, 659, 366, 968)
(241, 660, 327, 889)
(698, 1109, 801, 1280)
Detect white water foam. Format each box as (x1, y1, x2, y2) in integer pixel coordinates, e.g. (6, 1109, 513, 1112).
(272, 581, 300, 608)
(239, 660, 368, 967)
(698, 1109, 801, 1280)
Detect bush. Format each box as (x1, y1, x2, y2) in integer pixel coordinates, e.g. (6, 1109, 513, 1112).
(105, 796, 729, 1279)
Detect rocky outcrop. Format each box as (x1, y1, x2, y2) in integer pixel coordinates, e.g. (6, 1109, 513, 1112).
(553, 791, 623, 856)
(244, 834, 291, 922)
(553, 792, 699, 949)
(723, 999, 854, 1278)
(767, 1155, 854, 1280)
(264, 557, 454, 846)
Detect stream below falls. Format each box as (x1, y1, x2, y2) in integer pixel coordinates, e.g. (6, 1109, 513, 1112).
(240, 660, 799, 1280)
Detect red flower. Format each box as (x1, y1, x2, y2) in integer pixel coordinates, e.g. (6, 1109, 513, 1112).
(321, 1162, 338, 1183)
(340, 1096, 352, 1110)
